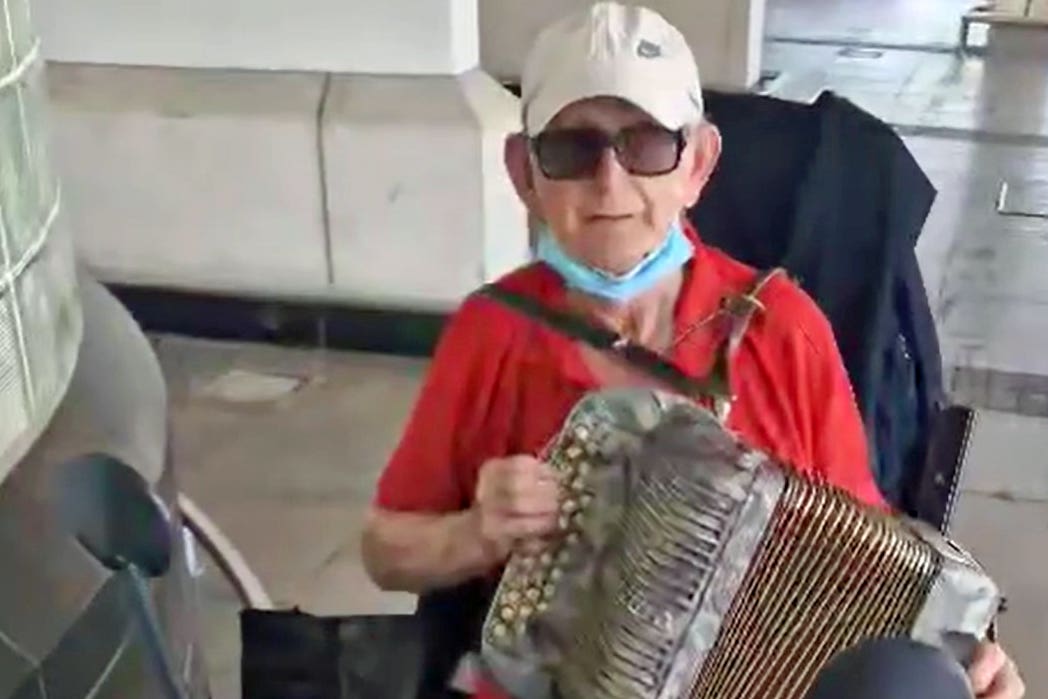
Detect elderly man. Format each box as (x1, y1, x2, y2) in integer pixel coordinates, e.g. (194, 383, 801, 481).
(362, 3, 1022, 698)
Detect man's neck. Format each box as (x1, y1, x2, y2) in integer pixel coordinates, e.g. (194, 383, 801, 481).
(564, 268, 684, 351)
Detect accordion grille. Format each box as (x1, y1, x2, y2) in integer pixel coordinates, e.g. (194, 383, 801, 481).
(688, 473, 941, 699)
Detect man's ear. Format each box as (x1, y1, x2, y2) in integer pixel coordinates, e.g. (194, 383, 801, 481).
(504, 133, 539, 210)
(683, 122, 722, 208)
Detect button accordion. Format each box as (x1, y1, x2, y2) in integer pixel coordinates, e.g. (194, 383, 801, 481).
(479, 388, 999, 699)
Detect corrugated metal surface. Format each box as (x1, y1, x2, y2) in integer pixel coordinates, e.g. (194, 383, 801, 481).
(0, 0, 82, 474)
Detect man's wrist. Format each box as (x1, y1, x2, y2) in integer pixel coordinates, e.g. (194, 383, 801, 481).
(459, 506, 505, 572)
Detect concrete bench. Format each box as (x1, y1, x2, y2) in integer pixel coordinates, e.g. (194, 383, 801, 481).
(960, 0, 1048, 52)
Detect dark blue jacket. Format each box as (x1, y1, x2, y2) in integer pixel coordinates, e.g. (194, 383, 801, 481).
(689, 89, 944, 513)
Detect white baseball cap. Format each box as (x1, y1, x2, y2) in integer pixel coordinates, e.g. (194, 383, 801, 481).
(521, 2, 705, 135)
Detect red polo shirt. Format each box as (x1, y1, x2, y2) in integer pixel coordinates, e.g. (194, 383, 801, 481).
(373, 226, 885, 698)
(375, 227, 884, 514)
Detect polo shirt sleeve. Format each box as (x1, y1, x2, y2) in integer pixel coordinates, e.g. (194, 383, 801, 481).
(792, 304, 888, 510)
(372, 297, 507, 514)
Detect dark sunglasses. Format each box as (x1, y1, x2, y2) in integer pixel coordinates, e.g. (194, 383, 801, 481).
(530, 124, 686, 180)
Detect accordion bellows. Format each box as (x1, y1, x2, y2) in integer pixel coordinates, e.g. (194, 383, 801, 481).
(480, 388, 999, 699)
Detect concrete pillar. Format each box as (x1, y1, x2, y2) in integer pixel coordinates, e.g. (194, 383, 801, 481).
(480, 0, 767, 91)
(34, 0, 479, 74)
(41, 0, 529, 309)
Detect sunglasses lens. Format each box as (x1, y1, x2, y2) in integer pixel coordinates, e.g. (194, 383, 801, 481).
(533, 129, 606, 179)
(533, 126, 682, 179)
(618, 125, 682, 175)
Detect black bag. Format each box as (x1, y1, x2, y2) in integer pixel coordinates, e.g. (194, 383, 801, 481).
(239, 608, 424, 699)
(239, 576, 496, 699)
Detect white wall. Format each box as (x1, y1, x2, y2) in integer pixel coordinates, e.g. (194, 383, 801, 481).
(33, 0, 480, 74)
(36, 0, 765, 307)
(47, 62, 528, 309)
(34, 0, 765, 86)
(479, 0, 767, 90)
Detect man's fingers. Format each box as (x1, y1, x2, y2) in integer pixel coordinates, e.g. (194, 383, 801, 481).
(981, 657, 1024, 699)
(968, 642, 1006, 695)
(505, 460, 558, 491)
(503, 513, 559, 538)
(490, 473, 560, 516)
(482, 509, 557, 539)
(516, 538, 549, 555)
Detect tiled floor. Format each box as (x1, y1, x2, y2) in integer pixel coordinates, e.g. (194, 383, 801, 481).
(169, 339, 1048, 698)
(763, 41, 1048, 137)
(765, 0, 982, 49)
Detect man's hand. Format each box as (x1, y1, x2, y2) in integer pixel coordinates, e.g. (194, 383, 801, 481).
(969, 641, 1024, 698)
(473, 455, 560, 563)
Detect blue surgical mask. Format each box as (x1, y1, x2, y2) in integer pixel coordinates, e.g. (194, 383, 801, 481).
(535, 218, 694, 303)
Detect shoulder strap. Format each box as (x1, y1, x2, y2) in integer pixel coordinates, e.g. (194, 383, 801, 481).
(708, 267, 785, 421)
(473, 284, 729, 402)
(474, 267, 784, 418)
(723, 267, 785, 357)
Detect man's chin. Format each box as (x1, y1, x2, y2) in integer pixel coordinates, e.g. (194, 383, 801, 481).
(582, 224, 659, 257)
(581, 219, 645, 241)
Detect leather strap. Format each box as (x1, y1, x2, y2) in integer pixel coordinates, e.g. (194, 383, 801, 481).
(711, 267, 785, 421)
(474, 267, 784, 418)
(475, 283, 729, 401)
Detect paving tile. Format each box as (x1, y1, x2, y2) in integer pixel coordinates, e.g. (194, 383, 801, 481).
(293, 543, 416, 617)
(192, 544, 243, 699)
(164, 339, 425, 503)
(957, 409, 1048, 500)
(766, 0, 975, 48)
(185, 498, 373, 609)
(950, 494, 1048, 692)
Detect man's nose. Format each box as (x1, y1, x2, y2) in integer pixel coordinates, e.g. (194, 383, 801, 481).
(592, 146, 630, 192)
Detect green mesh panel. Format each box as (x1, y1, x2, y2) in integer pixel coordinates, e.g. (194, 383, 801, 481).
(0, 0, 82, 472)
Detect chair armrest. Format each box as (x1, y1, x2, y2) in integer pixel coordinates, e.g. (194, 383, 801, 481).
(911, 404, 979, 534)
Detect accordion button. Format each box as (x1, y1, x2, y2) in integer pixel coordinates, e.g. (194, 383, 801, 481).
(579, 494, 593, 508)
(562, 499, 579, 514)
(537, 602, 548, 613)
(550, 568, 563, 582)
(519, 605, 534, 619)
(506, 590, 522, 605)
(558, 515, 572, 530)
(571, 477, 586, 492)
(500, 606, 516, 622)
(565, 445, 583, 459)
(557, 549, 572, 565)
(492, 623, 508, 638)
(543, 584, 556, 599)
(565, 533, 580, 546)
